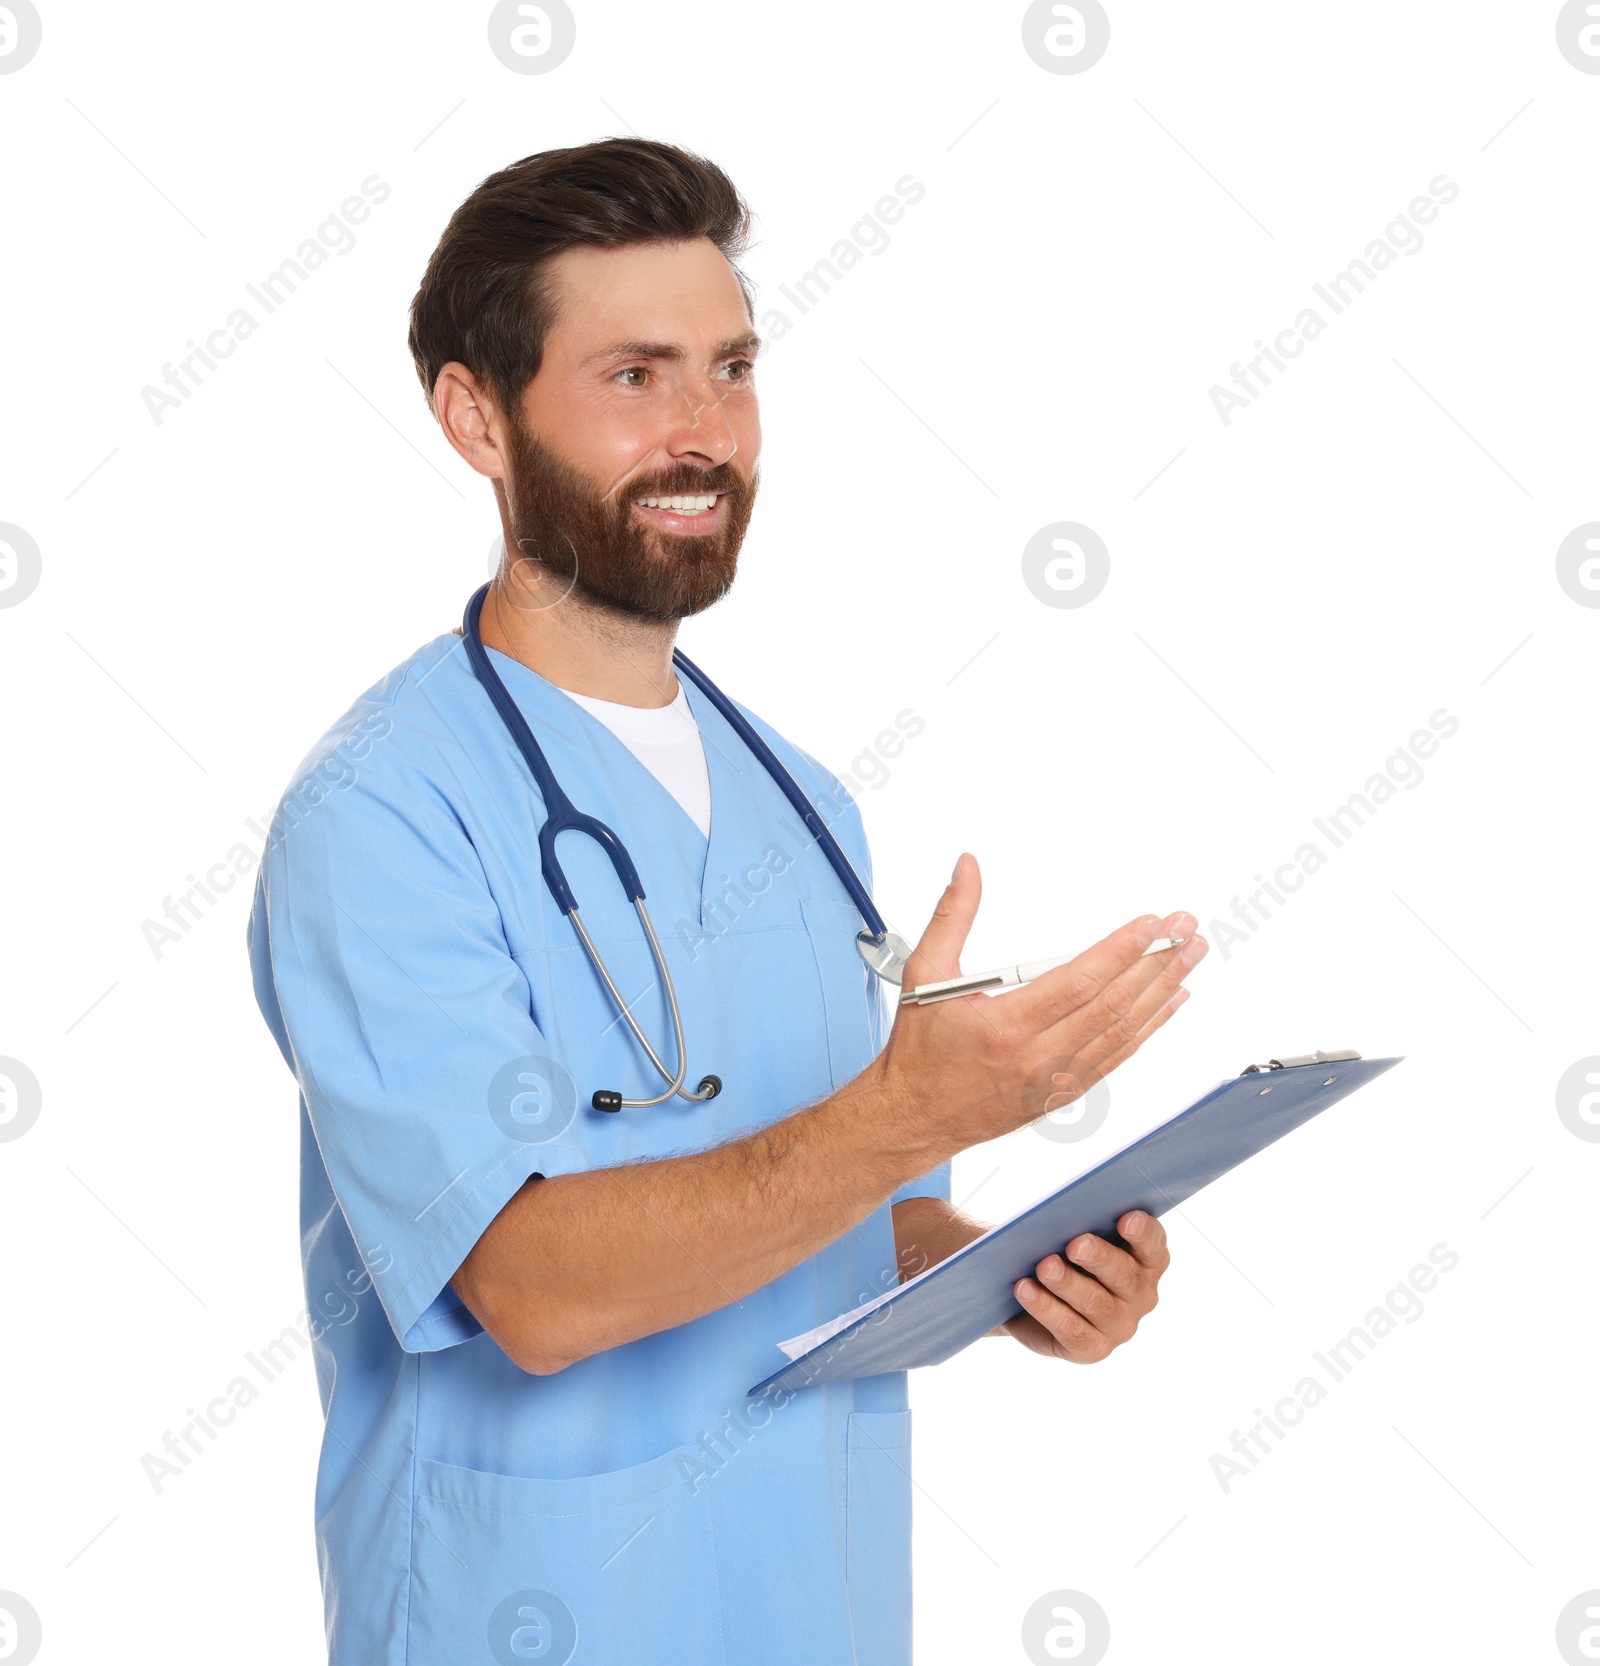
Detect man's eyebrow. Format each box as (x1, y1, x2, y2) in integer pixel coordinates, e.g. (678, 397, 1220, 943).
(583, 332, 763, 368)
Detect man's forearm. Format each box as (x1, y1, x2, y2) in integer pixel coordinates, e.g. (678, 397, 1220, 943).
(453, 1063, 948, 1373)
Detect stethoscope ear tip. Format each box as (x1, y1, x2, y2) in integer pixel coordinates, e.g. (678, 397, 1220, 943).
(696, 1075, 722, 1101)
(591, 1090, 624, 1113)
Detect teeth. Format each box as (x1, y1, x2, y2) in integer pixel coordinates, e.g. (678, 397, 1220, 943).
(633, 494, 718, 513)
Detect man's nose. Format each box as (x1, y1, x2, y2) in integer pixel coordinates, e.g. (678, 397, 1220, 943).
(663, 375, 739, 470)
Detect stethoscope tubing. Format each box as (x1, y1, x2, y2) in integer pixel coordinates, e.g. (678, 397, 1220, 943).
(459, 581, 877, 1111)
(463, 584, 717, 1109)
(461, 584, 647, 913)
(567, 900, 702, 1108)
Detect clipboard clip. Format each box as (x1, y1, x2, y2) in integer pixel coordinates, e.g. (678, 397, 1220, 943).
(1240, 1048, 1362, 1075)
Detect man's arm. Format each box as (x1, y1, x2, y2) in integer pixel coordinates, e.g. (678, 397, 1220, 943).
(452, 857, 1203, 1373)
(891, 1194, 988, 1281)
(454, 1074, 934, 1374)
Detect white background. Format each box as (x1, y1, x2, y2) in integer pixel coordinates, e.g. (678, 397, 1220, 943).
(2, 2, 1597, 1662)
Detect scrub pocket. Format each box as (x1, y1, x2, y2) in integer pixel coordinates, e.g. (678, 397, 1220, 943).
(801, 897, 878, 1090)
(845, 1410, 913, 1666)
(407, 1445, 727, 1665)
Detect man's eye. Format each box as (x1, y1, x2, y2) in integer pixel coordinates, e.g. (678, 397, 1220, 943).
(720, 359, 754, 382)
(616, 367, 648, 388)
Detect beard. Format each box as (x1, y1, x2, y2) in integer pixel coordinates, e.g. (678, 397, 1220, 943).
(501, 415, 758, 624)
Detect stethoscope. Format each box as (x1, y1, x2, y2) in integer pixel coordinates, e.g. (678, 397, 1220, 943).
(460, 583, 911, 1113)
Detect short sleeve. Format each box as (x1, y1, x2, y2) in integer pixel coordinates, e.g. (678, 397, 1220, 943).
(249, 734, 587, 1355)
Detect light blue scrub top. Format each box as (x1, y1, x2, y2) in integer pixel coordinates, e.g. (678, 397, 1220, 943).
(246, 627, 951, 1666)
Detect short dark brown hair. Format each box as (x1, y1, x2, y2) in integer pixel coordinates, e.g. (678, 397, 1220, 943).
(407, 138, 755, 417)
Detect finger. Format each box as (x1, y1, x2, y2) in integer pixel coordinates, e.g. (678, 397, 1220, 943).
(1043, 981, 1193, 1106)
(1061, 1234, 1148, 1306)
(1006, 910, 1193, 1030)
(1056, 920, 1204, 1048)
(1013, 1278, 1114, 1361)
(900, 853, 982, 987)
(1035, 1251, 1126, 1330)
(1042, 931, 1207, 1064)
(1090, 917, 1206, 1026)
(1116, 1210, 1170, 1273)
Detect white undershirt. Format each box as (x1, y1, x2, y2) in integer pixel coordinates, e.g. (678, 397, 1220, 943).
(565, 680, 712, 838)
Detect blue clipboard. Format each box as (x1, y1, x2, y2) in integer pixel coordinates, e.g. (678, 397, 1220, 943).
(749, 1051, 1402, 1398)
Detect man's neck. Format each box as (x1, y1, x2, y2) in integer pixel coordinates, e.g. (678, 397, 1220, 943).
(477, 574, 681, 709)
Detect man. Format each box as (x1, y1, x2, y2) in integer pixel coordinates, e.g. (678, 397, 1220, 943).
(247, 138, 1206, 1665)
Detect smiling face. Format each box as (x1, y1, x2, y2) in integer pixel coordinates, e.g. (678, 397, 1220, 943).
(502, 237, 762, 623)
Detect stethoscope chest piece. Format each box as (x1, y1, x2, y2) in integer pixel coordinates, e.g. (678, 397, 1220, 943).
(857, 930, 911, 985)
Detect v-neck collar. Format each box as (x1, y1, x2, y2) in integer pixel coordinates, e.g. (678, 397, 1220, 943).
(483, 645, 762, 932)
(562, 676, 710, 847)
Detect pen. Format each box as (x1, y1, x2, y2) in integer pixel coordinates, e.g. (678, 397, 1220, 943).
(898, 937, 1188, 1006)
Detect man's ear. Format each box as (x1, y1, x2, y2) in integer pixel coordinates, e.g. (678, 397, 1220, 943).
(433, 362, 510, 481)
